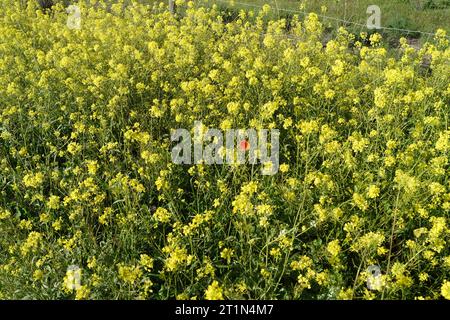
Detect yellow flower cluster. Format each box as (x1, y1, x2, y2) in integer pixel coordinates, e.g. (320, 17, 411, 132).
(0, 0, 448, 300)
(205, 281, 224, 300)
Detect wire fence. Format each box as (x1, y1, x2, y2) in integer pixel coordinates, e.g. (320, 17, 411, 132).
(203, 0, 449, 40)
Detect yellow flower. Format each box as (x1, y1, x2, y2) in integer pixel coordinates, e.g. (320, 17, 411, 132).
(153, 207, 171, 223)
(47, 195, 60, 209)
(353, 192, 368, 211)
(435, 131, 449, 152)
(349, 134, 369, 153)
(226, 102, 240, 114)
(279, 163, 289, 173)
(444, 257, 450, 268)
(164, 245, 193, 271)
(261, 268, 271, 278)
(419, 273, 429, 282)
(327, 240, 341, 257)
(291, 256, 313, 271)
(394, 170, 420, 194)
(52, 218, 62, 231)
(220, 248, 234, 264)
(75, 285, 90, 300)
(369, 33, 382, 45)
(86, 160, 98, 175)
(299, 120, 319, 135)
(367, 185, 380, 199)
(20, 232, 42, 256)
(429, 182, 445, 195)
(352, 232, 385, 252)
(0, 0, 448, 300)
(262, 4, 271, 14)
(0, 209, 11, 220)
(99, 207, 113, 225)
(205, 281, 224, 300)
(33, 269, 44, 281)
(140, 254, 154, 271)
(18, 219, 32, 230)
(23, 172, 44, 188)
(118, 264, 142, 284)
(442, 281, 450, 300)
(67, 142, 82, 155)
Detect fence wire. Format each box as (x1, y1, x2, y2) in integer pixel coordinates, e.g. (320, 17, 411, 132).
(205, 0, 449, 39)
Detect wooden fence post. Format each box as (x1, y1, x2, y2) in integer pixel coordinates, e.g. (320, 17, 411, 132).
(38, 0, 54, 12)
(169, 0, 176, 15)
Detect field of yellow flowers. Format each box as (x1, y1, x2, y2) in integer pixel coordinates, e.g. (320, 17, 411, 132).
(0, 0, 449, 300)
